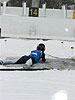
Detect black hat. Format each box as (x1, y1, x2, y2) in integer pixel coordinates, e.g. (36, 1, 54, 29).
(37, 43, 45, 52)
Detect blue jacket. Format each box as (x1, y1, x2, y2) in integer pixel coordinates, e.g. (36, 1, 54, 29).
(29, 50, 46, 63)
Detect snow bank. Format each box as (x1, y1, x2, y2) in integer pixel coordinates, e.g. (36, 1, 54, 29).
(0, 38, 75, 59)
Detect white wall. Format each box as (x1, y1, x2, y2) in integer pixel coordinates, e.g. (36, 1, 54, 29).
(1, 7, 74, 19)
(0, 15, 75, 38)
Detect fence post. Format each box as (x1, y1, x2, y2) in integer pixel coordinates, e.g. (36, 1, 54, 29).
(0, 28, 1, 37)
(62, 5, 66, 19)
(42, 3, 46, 17)
(0, 2, 1, 15)
(22, 2, 27, 16)
(3, 1, 6, 14)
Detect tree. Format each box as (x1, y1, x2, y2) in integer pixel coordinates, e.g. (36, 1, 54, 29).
(8, 0, 31, 7)
(8, 0, 75, 8)
(62, 0, 73, 5)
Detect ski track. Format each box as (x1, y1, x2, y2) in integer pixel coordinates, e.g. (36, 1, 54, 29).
(0, 58, 75, 71)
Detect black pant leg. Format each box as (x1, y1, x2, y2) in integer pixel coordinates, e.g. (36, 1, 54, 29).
(15, 56, 31, 64)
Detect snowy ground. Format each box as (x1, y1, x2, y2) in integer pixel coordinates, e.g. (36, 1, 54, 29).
(0, 38, 75, 70)
(0, 70, 75, 100)
(0, 37, 75, 100)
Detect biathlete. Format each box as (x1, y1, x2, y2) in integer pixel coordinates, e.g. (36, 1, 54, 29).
(15, 43, 46, 66)
(0, 43, 46, 66)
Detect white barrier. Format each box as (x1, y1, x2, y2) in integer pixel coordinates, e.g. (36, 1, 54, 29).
(0, 6, 73, 19)
(0, 15, 75, 39)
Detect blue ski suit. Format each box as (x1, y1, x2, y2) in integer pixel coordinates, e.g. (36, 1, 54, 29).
(29, 50, 45, 63)
(15, 50, 46, 64)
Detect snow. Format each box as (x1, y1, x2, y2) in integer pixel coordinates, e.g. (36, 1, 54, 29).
(0, 38, 75, 59)
(0, 38, 75, 100)
(0, 70, 75, 100)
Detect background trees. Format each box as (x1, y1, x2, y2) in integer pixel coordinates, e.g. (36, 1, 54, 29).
(7, 0, 75, 9)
